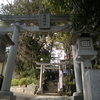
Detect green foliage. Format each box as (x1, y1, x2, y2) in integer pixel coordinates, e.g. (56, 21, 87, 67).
(93, 64, 100, 69)
(11, 77, 39, 86)
(63, 76, 70, 85)
(0, 1, 46, 79)
(18, 78, 27, 86)
(0, 0, 44, 15)
(11, 79, 19, 86)
(97, 65, 100, 69)
(26, 77, 33, 85)
(14, 33, 50, 79)
(2, 0, 100, 31)
(32, 78, 39, 85)
(46, 0, 100, 31)
(63, 75, 74, 85)
(71, 0, 100, 30)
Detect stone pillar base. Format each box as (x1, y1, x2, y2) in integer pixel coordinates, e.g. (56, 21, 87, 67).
(0, 91, 16, 100)
(37, 88, 43, 95)
(72, 95, 83, 100)
(73, 92, 83, 96)
(58, 88, 63, 96)
(72, 92, 83, 100)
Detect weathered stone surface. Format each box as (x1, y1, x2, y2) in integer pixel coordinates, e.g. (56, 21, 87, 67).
(34, 97, 70, 100)
(84, 70, 100, 100)
(71, 95, 83, 100)
(0, 95, 16, 100)
(62, 97, 71, 100)
(10, 84, 37, 95)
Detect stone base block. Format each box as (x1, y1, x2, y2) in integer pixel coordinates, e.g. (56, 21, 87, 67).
(84, 70, 100, 100)
(58, 88, 63, 96)
(37, 88, 43, 95)
(71, 96, 83, 100)
(0, 91, 16, 100)
(0, 95, 16, 100)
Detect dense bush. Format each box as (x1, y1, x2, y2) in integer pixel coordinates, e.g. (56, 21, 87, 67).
(11, 79, 19, 86)
(63, 76, 70, 85)
(11, 77, 39, 86)
(18, 78, 27, 86)
(63, 75, 74, 85)
(33, 78, 39, 85)
(26, 77, 34, 85)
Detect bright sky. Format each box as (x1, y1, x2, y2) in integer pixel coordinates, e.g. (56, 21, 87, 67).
(0, 0, 13, 5)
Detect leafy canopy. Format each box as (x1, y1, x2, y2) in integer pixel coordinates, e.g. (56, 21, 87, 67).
(46, 0, 100, 31)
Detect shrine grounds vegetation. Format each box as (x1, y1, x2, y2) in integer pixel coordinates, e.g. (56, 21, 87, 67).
(11, 78, 38, 86)
(1, 0, 100, 86)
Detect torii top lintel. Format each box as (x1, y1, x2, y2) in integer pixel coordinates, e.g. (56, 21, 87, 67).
(0, 13, 69, 24)
(0, 12, 71, 33)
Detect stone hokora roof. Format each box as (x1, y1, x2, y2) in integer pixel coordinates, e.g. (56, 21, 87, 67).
(0, 33, 14, 62)
(0, 33, 14, 46)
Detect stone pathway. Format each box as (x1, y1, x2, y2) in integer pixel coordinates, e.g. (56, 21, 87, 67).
(14, 92, 71, 100)
(33, 96, 71, 100)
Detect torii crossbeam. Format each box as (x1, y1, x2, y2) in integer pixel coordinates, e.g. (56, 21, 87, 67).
(0, 13, 71, 33)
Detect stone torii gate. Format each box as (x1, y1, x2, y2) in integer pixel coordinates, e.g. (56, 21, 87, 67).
(0, 12, 70, 100)
(36, 61, 68, 94)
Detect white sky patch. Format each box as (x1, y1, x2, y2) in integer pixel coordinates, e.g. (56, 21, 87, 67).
(0, 0, 14, 14)
(0, 0, 13, 5)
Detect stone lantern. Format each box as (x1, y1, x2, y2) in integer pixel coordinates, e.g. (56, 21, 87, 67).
(75, 36, 97, 63)
(70, 28, 99, 100)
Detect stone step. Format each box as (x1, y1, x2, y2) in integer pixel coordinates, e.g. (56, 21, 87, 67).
(16, 97, 31, 100)
(16, 96, 71, 100)
(14, 92, 71, 100)
(43, 93, 59, 96)
(31, 96, 71, 100)
(15, 92, 71, 100)
(44, 90, 57, 93)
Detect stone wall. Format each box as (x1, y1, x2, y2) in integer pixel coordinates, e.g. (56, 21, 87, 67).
(10, 84, 38, 95)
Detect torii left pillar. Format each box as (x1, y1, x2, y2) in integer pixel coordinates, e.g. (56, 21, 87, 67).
(0, 20, 21, 100)
(37, 64, 43, 94)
